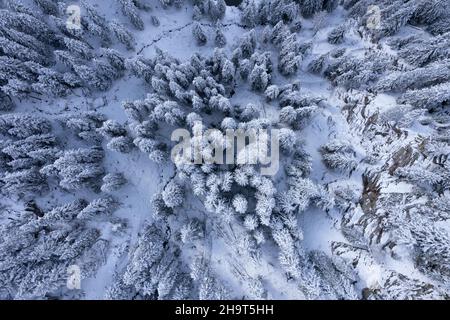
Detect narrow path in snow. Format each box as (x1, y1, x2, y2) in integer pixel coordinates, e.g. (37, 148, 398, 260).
(137, 21, 248, 54)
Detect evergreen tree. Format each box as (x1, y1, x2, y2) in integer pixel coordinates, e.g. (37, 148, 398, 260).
(241, 0, 257, 27)
(0, 91, 14, 111)
(192, 5, 203, 21)
(151, 101, 185, 125)
(0, 113, 51, 139)
(238, 59, 251, 79)
(32, 68, 73, 97)
(278, 128, 297, 154)
(1, 168, 47, 197)
(60, 111, 105, 142)
(73, 64, 112, 91)
(0, 25, 47, 55)
(101, 173, 127, 193)
(77, 196, 119, 220)
(271, 222, 302, 279)
(107, 136, 134, 153)
(300, 0, 324, 18)
(376, 60, 450, 92)
(33, 0, 58, 15)
(63, 37, 94, 60)
(54, 50, 81, 70)
(249, 64, 269, 91)
(193, 22, 207, 46)
(214, 26, 227, 48)
(152, 192, 173, 220)
(321, 140, 358, 173)
(109, 21, 135, 50)
(2, 133, 58, 170)
(322, 0, 338, 13)
(41, 146, 105, 190)
(197, 268, 230, 300)
(207, 0, 226, 21)
(1, 78, 31, 98)
(308, 54, 326, 74)
(121, 223, 189, 299)
(0, 9, 57, 44)
(239, 30, 257, 59)
(0, 37, 47, 65)
(397, 33, 450, 67)
(81, 1, 112, 43)
(162, 180, 184, 208)
(180, 219, 204, 243)
(97, 120, 127, 138)
(104, 277, 135, 300)
(309, 250, 358, 299)
(118, 0, 145, 30)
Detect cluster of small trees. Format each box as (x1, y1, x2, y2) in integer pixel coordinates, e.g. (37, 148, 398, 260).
(331, 242, 446, 299)
(249, 10, 441, 291)
(113, 20, 359, 297)
(191, 255, 231, 299)
(101, 172, 127, 192)
(263, 22, 302, 76)
(0, 198, 115, 299)
(0, 114, 54, 197)
(330, 131, 450, 295)
(121, 49, 246, 164)
(1, 133, 58, 175)
(41, 146, 105, 191)
(0, 0, 139, 105)
(241, 0, 338, 27)
(277, 87, 321, 130)
(55, 44, 125, 91)
(88, 0, 450, 301)
(279, 155, 334, 217)
(376, 29, 450, 135)
(106, 224, 194, 299)
(118, 0, 145, 30)
(192, 0, 226, 22)
(3, 0, 449, 300)
(169, 156, 281, 250)
(0, 110, 124, 298)
(388, 32, 450, 68)
(59, 111, 106, 143)
(345, 0, 450, 39)
(321, 139, 358, 173)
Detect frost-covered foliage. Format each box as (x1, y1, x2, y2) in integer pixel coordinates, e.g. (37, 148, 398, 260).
(101, 172, 127, 192)
(0, 199, 113, 299)
(41, 146, 105, 190)
(0, 0, 449, 302)
(321, 139, 358, 173)
(106, 224, 193, 299)
(59, 111, 106, 142)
